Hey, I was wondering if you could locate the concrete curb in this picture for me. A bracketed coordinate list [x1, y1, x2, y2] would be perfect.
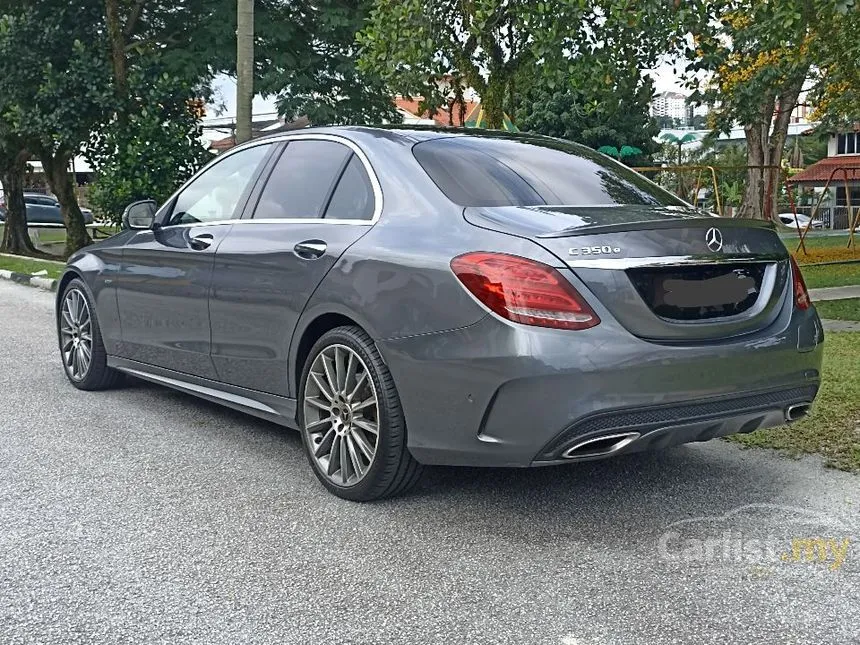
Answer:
[809, 285, 860, 301]
[0, 269, 58, 292]
[820, 319, 860, 333]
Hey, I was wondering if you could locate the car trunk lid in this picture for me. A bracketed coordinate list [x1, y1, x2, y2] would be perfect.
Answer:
[464, 205, 790, 341]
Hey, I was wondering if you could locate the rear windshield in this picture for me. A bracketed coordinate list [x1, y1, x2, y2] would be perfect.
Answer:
[412, 136, 687, 208]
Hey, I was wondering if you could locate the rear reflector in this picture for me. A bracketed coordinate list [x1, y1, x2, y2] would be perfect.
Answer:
[450, 252, 600, 330]
[789, 256, 811, 310]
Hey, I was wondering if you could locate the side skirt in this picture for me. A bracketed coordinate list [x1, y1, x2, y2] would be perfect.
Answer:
[107, 356, 299, 430]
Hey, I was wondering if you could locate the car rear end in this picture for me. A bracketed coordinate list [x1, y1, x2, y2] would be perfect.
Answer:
[383, 133, 823, 467]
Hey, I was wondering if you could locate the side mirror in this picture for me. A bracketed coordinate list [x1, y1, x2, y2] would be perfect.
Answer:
[122, 199, 157, 230]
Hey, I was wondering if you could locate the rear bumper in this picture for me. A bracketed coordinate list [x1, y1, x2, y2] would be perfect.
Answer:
[533, 385, 816, 464]
[378, 303, 823, 467]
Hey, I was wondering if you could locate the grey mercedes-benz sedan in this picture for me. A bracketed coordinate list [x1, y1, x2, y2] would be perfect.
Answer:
[56, 126, 823, 500]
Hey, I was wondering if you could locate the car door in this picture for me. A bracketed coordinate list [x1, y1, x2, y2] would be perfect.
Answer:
[25, 195, 61, 224]
[209, 136, 379, 396]
[114, 142, 275, 378]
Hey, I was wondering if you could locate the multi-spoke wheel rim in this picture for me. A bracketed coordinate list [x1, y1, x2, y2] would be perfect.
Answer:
[303, 344, 379, 487]
[60, 289, 93, 381]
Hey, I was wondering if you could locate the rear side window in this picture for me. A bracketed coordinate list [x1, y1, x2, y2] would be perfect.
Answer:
[324, 155, 375, 220]
[25, 195, 54, 206]
[254, 140, 352, 219]
[413, 137, 686, 208]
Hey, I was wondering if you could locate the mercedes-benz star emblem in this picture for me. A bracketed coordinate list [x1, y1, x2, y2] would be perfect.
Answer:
[705, 227, 723, 252]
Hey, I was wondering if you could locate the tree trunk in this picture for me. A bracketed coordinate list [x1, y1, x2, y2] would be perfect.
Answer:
[482, 75, 507, 129]
[104, 0, 128, 124]
[41, 151, 91, 256]
[737, 76, 805, 221]
[236, 0, 255, 144]
[738, 123, 767, 219]
[0, 150, 37, 256]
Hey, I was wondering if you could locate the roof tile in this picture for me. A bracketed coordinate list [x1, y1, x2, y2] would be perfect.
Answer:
[788, 155, 860, 184]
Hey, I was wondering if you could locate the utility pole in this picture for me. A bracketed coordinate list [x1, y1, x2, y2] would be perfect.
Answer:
[236, 0, 254, 144]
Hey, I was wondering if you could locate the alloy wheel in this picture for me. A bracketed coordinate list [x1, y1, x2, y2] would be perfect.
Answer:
[303, 344, 379, 487]
[59, 289, 93, 381]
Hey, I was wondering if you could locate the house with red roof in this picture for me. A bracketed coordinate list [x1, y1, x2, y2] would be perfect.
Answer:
[394, 96, 480, 127]
[788, 127, 860, 230]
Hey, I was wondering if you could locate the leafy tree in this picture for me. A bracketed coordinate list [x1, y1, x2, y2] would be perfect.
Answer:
[654, 115, 676, 130]
[168, 0, 399, 126]
[785, 133, 828, 169]
[683, 0, 860, 220]
[87, 69, 213, 222]
[516, 64, 660, 165]
[0, 131, 36, 255]
[358, 0, 687, 129]
[689, 114, 708, 129]
[253, 0, 399, 124]
[0, 0, 114, 255]
[86, 1, 222, 224]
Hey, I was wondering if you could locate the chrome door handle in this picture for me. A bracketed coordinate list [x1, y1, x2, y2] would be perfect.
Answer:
[189, 232, 214, 251]
[294, 240, 327, 259]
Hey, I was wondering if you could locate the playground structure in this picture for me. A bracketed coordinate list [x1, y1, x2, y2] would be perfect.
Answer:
[635, 163, 859, 256]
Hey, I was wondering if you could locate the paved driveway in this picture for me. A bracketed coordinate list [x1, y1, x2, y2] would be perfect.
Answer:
[1, 279, 857, 644]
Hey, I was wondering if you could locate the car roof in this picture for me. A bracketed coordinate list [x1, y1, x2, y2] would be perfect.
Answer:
[247, 124, 558, 147]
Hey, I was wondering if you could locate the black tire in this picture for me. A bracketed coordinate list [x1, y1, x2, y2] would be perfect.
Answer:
[57, 278, 122, 391]
[298, 325, 424, 501]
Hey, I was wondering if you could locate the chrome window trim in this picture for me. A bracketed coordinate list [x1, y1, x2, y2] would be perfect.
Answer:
[156, 133, 383, 230]
[564, 254, 785, 270]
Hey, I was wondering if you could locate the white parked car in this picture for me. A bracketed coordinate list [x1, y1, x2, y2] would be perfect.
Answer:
[777, 213, 823, 230]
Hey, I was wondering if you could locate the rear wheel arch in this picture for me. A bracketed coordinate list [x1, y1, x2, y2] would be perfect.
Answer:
[293, 312, 363, 397]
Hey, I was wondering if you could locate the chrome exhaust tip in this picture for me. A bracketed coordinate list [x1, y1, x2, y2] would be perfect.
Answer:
[785, 403, 811, 423]
[562, 431, 641, 460]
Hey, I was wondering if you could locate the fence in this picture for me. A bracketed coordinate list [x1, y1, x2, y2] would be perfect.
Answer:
[793, 206, 860, 230]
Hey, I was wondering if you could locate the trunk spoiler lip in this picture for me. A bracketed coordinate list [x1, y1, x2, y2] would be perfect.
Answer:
[538, 216, 777, 239]
[564, 253, 787, 270]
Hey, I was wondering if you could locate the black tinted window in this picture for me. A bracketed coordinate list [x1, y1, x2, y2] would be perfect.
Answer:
[254, 140, 351, 219]
[324, 156, 375, 220]
[413, 137, 686, 208]
[25, 195, 54, 206]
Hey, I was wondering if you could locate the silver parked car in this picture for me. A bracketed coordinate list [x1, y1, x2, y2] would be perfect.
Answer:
[56, 127, 823, 500]
[777, 212, 823, 230]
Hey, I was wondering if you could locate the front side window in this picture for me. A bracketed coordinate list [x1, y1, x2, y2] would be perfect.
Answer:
[413, 136, 688, 209]
[167, 144, 271, 226]
[253, 140, 353, 219]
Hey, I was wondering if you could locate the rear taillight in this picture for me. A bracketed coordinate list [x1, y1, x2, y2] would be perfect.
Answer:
[450, 252, 600, 330]
[789, 256, 810, 310]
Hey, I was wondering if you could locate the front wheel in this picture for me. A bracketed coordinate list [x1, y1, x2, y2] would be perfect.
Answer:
[298, 326, 423, 501]
[57, 278, 122, 390]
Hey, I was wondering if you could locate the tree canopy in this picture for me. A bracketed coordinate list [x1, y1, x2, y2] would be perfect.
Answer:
[683, 0, 860, 219]
[358, 0, 687, 129]
[516, 63, 660, 166]
[0, 0, 114, 254]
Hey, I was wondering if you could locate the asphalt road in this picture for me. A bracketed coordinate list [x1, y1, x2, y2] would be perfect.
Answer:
[1, 279, 858, 645]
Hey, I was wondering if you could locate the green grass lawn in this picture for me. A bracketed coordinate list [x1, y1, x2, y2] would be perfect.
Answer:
[0, 254, 66, 279]
[0, 224, 120, 257]
[780, 233, 857, 251]
[814, 298, 860, 321]
[0, 224, 67, 244]
[729, 332, 860, 472]
[800, 263, 860, 289]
